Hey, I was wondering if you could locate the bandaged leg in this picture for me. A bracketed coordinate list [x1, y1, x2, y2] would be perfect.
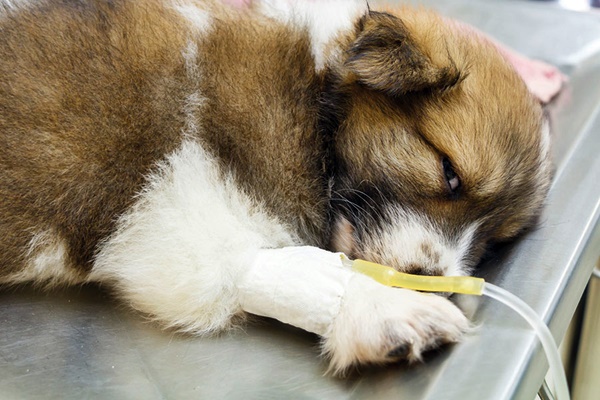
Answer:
[237, 246, 354, 336]
[237, 246, 470, 374]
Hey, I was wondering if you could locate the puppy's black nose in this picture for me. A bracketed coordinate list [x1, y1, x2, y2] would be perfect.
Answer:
[403, 264, 452, 297]
[403, 264, 444, 277]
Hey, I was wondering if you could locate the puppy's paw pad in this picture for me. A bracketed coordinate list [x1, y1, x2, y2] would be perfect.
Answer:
[386, 343, 411, 359]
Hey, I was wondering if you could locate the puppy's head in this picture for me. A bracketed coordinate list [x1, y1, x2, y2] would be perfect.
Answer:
[327, 9, 551, 277]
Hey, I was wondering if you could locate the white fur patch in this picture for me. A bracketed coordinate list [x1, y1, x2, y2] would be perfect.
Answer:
[174, 2, 212, 33]
[540, 117, 552, 159]
[0, 0, 32, 19]
[181, 41, 206, 138]
[181, 91, 205, 138]
[446, 221, 479, 277]
[535, 118, 552, 195]
[259, 0, 365, 71]
[182, 40, 201, 79]
[91, 140, 298, 334]
[361, 209, 479, 278]
[2, 231, 84, 286]
[1, 0, 30, 11]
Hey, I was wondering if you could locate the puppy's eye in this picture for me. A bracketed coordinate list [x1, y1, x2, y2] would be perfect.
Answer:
[442, 157, 460, 193]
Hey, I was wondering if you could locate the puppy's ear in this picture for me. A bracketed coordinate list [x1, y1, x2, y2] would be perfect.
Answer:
[345, 11, 462, 95]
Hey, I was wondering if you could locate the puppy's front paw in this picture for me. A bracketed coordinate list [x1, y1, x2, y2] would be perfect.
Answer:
[322, 274, 469, 375]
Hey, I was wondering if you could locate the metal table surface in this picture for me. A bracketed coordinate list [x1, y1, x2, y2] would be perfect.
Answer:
[1, 1, 599, 399]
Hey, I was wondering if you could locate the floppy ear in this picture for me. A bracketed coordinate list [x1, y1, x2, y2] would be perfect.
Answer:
[345, 11, 462, 96]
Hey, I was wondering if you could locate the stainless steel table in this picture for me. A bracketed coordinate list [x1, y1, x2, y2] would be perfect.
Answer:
[1, 1, 599, 399]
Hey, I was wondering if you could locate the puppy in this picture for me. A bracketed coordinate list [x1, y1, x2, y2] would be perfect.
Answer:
[0, 0, 551, 373]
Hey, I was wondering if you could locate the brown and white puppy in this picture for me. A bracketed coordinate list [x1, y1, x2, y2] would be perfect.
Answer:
[0, 0, 551, 373]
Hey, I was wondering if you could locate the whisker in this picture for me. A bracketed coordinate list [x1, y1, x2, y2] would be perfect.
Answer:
[331, 188, 387, 223]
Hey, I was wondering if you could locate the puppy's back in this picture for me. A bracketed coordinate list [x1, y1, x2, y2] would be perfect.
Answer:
[0, 0, 328, 283]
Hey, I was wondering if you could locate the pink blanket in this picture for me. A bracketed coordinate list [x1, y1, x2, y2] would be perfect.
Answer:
[222, 0, 565, 103]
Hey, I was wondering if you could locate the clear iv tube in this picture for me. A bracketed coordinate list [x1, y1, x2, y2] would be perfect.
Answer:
[482, 283, 570, 400]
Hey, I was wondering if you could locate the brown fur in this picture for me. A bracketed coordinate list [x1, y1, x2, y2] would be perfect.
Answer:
[0, 0, 549, 286]
[195, 7, 329, 246]
[0, 0, 192, 275]
[0, 0, 330, 279]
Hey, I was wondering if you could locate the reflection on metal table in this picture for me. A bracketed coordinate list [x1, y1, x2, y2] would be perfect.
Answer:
[1, 0, 599, 399]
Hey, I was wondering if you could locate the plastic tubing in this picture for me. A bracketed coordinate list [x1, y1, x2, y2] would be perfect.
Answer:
[482, 283, 569, 400]
[342, 257, 486, 295]
[343, 256, 570, 400]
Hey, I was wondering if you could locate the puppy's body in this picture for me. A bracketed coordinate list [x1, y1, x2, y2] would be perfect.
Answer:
[0, 0, 551, 372]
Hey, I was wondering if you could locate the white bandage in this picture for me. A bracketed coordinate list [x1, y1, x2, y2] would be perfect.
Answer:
[237, 246, 356, 337]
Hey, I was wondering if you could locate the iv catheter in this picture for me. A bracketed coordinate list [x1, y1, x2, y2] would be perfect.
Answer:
[341, 256, 570, 400]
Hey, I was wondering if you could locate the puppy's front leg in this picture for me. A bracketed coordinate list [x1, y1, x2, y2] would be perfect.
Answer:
[238, 246, 470, 374]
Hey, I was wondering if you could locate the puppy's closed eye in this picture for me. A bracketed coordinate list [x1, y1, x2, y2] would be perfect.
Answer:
[442, 157, 460, 195]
